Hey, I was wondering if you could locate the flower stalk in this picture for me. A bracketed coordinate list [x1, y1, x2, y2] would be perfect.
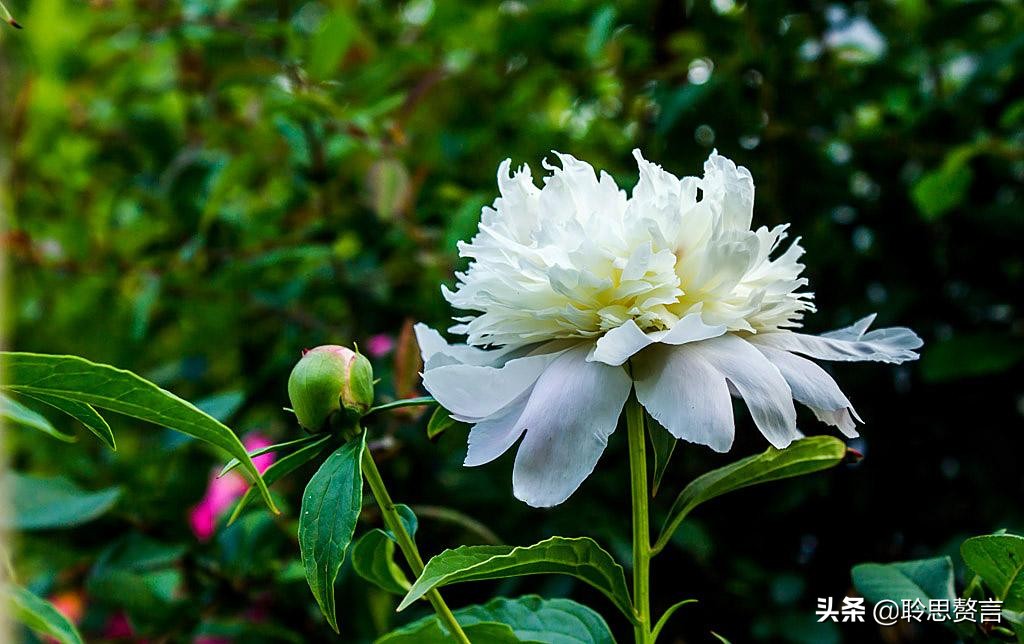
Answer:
[359, 440, 471, 644]
[626, 394, 653, 644]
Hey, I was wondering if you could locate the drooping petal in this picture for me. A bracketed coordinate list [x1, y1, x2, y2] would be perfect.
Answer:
[695, 335, 801, 448]
[747, 317, 922, 364]
[588, 313, 726, 366]
[511, 345, 632, 507]
[755, 345, 861, 438]
[421, 349, 565, 420]
[633, 344, 735, 452]
[463, 392, 531, 467]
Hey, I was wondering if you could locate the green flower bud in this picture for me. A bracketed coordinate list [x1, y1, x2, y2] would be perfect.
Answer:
[288, 345, 374, 431]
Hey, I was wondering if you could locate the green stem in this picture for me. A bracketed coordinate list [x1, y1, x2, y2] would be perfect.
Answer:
[626, 395, 653, 644]
[360, 446, 470, 644]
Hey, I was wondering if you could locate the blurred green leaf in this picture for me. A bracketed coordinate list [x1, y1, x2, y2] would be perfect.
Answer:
[0, 392, 75, 443]
[921, 334, 1024, 382]
[911, 152, 974, 221]
[2, 472, 121, 530]
[5, 584, 84, 644]
[656, 437, 846, 552]
[398, 536, 634, 623]
[308, 10, 356, 80]
[381, 595, 613, 643]
[1, 353, 276, 513]
[961, 534, 1024, 611]
[299, 435, 365, 633]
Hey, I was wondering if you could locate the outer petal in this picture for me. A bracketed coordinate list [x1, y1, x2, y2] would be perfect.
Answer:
[414, 323, 517, 369]
[463, 392, 531, 467]
[695, 335, 801, 448]
[748, 317, 922, 364]
[511, 345, 632, 507]
[421, 350, 565, 420]
[756, 345, 861, 438]
[633, 345, 735, 452]
[588, 313, 727, 366]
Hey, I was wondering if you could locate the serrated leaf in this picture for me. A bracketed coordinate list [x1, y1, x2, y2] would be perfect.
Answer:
[353, 529, 411, 594]
[647, 417, 676, 496]
[379, 595, 613, 644]
[5, 584, 84, 644]
[228, 433, 333, 523]
[0, 392, 75, 443]
[0, 352, 276, 513]
[961, 534, 1024, 611]
[18, 391, 115, 450]
[656, 436, 846, 551]
[851, 556, 955, 611]
[398, 536, 634, 623]
[299, 435, 365, 633]
[1, 472, 122, 530]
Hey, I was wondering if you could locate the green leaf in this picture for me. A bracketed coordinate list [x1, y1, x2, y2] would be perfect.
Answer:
[961, 534, 1024, 611]
[655, 436, 846, 552]
[851, 556, 955, 609]
[911, 153, 974, 221]
[18, 391, 116, 450]
[0, 352, 277, 513]
[308, 10, 356, 80]
[0, 392, 75, 443]
[218, 434, 323, 478]
[397, 536, 634, 623]
[647, 417, 676, 496]
[86, 535, 185, 624]
[379, 620, 525, 643]
[353, 503, 419, 593]
[652, 599, 697, 641]
[380, 595, 613, 644]
[5, 584, 84, 644]
[353, 529, 411, 594]
[227, 433, 333, 524]
[299, 435, 366, 633]
[426, 406, 465, 440]
[2, 472, 122, 530]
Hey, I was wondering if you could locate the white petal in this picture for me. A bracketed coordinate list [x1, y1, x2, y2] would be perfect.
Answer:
[659, 311, 728, 345]
[414, 323, 516, 369]
[748, 318, 923, 364]
[588, 313, 726, 366]
[463, 393, 531, 466]
[589, 320, 653, 366]
[421, 350, 564, 420]
[820, 314, 876, 341]
[695, 335, 800, 448]
[756, 345, 861, 438]
[633, 345, 735, 452]
[511, 345, 632, 507]
[702, 151, 754, 231]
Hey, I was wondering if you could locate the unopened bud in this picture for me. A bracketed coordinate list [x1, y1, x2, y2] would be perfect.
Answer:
[288, 345, 374, 431]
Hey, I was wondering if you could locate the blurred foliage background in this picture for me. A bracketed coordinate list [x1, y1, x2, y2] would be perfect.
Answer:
[2, 0, 1023, 641]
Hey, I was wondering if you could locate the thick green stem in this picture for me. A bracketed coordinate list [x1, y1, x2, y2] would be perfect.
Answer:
[360, 447, 470, 644]
[626, 395, 653, 644]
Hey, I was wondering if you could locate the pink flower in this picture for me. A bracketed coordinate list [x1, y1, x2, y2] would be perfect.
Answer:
[48, 590, 85, 625]
[189, 433, 277, 541]
[366, 334, 395, 358]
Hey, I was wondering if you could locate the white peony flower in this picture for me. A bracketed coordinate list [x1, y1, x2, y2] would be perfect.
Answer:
[417, 150, 922, 508]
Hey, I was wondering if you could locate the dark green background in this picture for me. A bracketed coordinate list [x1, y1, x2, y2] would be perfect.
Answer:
[3, 0, 1022, 641]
